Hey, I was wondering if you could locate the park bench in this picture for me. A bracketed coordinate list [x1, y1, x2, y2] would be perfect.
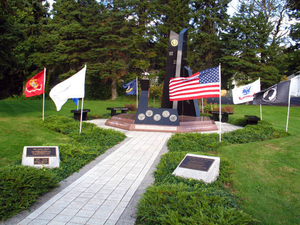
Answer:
[244, 115, 260, 125]
[71, 109, 90, 121]
[209, 111, 233, 123]
[107, 107, 129, 117]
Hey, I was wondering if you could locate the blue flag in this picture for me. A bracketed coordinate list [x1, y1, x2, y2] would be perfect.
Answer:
[123, 79, 137, 95]
[72, 98, 79, 106]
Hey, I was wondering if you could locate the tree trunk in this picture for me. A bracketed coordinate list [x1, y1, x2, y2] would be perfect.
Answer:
[111, 76, 117, 100]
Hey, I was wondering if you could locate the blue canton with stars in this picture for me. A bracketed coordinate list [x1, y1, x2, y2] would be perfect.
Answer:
[199, 67, 219, 84]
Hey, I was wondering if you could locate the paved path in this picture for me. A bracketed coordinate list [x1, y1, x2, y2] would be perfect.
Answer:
[3, 120, 242, 225]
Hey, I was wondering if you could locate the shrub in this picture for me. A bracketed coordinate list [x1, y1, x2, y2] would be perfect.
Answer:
[0, 115, 126, 221]
[124, 103, 137, 111]
[167, 121, 289, 154]
[0, 166, 59, 220]
[136, 183, 258, 225]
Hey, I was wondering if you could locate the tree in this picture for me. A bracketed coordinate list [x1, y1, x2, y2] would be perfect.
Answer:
[0, 0, 50, 98]
[220, 0, 290, 89]
[147, 0, 192, 80]
[188, 0, 230, 73]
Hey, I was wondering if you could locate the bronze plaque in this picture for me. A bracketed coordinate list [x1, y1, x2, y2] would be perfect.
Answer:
[34, 158, 49, 165]
[179, 156, 214, 172]
[26, 147, 56, 157]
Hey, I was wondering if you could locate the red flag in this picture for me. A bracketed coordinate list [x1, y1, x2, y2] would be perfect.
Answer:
[25, 70, 45, 97]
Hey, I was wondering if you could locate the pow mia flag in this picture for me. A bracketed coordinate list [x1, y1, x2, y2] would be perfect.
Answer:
[253, 80, 290, 106]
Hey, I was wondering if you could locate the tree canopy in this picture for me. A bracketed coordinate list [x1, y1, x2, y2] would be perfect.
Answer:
[0, 0, 299, 99]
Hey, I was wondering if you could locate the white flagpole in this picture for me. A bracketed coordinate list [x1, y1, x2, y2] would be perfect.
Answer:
[286, 80, 292, 132]
[79, 98, 84, 134]
[136, 77, 138, 107]
[42, 68, 46, 121]
[260, 104, 262, 120]
[219, 64, 222, 142]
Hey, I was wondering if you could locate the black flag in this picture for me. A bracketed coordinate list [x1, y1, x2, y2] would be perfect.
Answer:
[253, 80, 290, 106]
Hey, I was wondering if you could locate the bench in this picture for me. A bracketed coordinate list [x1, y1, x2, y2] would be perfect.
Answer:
[209, 111, 233, 123]
[107, 107, 129, 117]
[71, 109, 90, 121]
[244, 115, 260, 125]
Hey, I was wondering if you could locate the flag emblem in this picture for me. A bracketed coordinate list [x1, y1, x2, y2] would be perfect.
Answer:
[28, 79, 41, 90]
[123, 79, 137, 95]
[25, 70, 45, 97]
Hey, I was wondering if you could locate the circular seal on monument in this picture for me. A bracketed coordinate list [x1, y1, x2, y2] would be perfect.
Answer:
[169, 115, 177, 122]
[162, 110, 170, 118]
[138, 113, 145, 121]
[171, 39, 178, 47]
[153, 114, 161, 121]
[146, 110, 153, 117]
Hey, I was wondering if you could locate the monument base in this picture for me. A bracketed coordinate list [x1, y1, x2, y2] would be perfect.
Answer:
[105, 113, 218, 133]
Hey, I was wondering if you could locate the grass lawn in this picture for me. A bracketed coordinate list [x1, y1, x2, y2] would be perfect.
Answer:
[0, 98, 135, 167]
[0, 99, 299, 224]
[218, 104, 300, 224]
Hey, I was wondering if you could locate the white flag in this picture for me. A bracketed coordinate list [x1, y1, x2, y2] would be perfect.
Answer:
[232, 78, 260, 104]
[290, 75, 300, 97]
[50, 65, 86, 111]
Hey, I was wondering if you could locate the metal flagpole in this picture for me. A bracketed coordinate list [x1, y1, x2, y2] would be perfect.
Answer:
[219, 64, 222, 142]
[260, 104, 262, 120]
[79, 98, 84, 134]
[286, 79, 292, 132]
[136, 77, 138, 107]
[42, 68, 46, 121]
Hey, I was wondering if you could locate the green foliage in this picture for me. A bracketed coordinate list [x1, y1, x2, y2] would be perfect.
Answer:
[38, 115, 126, 180]
[154, 152, 234, 188]
[0, 114, 125, 220]
[136, 183, 258, 225]
[167, 132, 224, 153]
[167, 121, 289, 154]
[0, 165, 59, 220]
[137, 120, 289, 224]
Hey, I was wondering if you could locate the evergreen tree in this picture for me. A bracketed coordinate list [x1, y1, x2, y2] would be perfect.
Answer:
[188, 0, 230, 74]
[0, 0, 50, 98]
[220, 0, 289, 89]
[147, 0, 191, 80]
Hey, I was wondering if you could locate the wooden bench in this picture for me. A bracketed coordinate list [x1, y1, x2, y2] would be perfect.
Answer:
[71, 109, 90, 121]
[209, 111, 233, 123]
[244, 115, 260, 125]
[107, 107, 129, 117]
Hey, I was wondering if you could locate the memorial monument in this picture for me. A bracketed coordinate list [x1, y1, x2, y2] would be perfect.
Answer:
[105, 29, 218, 133]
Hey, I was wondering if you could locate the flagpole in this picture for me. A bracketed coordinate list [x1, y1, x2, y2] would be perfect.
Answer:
[42, 68, 46, 121]
[136, 77, 138, 107]
[219, 64, 222, 142]
[260, 104, 262, 120]
[286, 79, 292, 132]
[79, 98, 84, 134]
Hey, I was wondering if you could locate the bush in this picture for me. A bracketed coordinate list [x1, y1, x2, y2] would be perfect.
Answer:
[38, 115, 126, 181]
[136, 120, 288, 224]
[167, 121, 289, 154]
[0, 166, 59, 220]
[0, 115, 126, 221]
[136, 183, 258, 225]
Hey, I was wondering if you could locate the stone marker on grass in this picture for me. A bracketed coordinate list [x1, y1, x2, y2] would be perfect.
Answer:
[22, 146, 60, 168]
[172, 153, 220, 184]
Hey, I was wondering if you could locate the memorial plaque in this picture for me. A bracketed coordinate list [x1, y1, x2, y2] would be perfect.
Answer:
[22, 146, 60, 168]
[172, 154, 220, 184]
[26, 147, 56, 157]
[34, 158, 49, 165]
[179, 156, 214, 172]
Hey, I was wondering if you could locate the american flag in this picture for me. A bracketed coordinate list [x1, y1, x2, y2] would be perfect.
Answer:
[169, 67, 220, 101]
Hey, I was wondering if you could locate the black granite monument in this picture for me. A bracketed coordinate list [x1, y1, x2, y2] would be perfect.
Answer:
[161, 29, 200, 117]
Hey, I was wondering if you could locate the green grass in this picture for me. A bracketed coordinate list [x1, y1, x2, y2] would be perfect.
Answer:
[0, 99, 299, 224]
[219, 105, 300, 225]
[0, 98, 134, 167]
